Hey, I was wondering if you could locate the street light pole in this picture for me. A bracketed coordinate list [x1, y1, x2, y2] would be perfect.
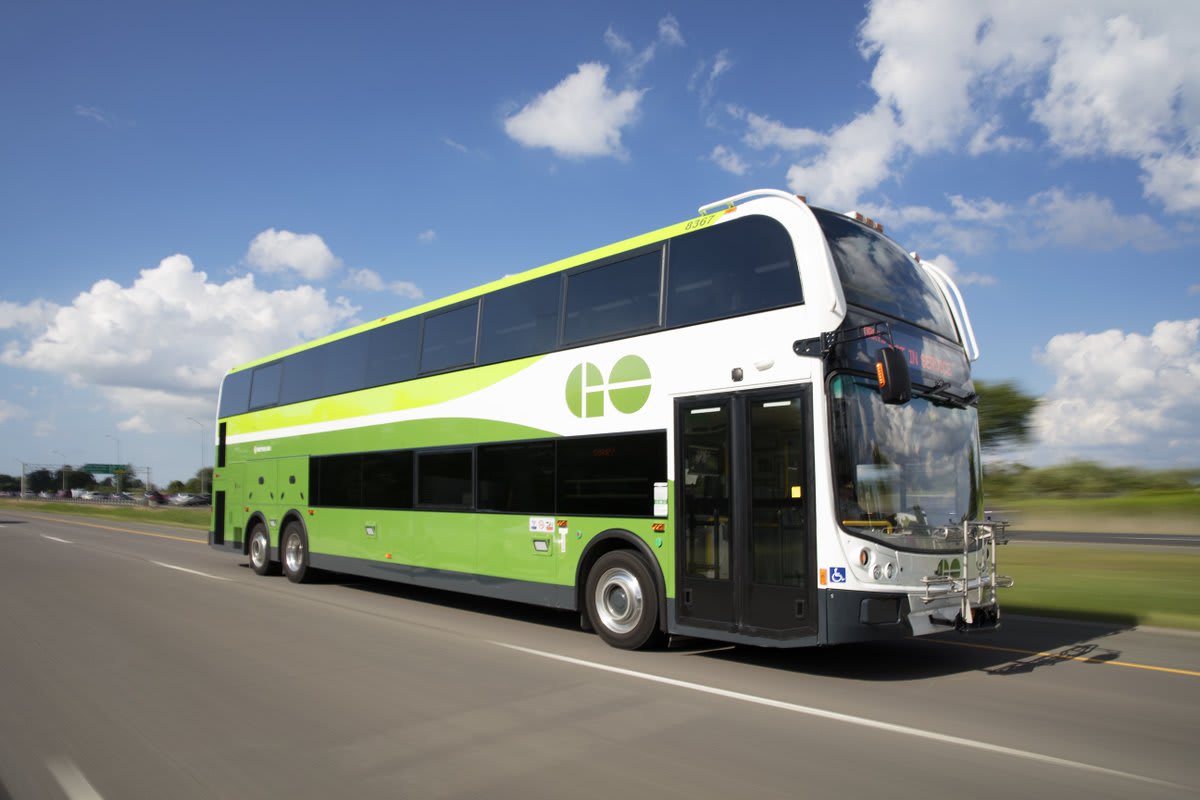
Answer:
[106, 434, 120, 491]
[186, 417, 205, 495]
[53, 449, 67, 494]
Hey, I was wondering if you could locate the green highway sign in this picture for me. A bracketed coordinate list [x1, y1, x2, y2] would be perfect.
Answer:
[81, 463, 126, 474]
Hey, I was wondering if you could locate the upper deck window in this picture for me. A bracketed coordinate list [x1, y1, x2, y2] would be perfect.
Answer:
[667, 215, 802, 327]
[218, 370, 252, 418]
[814, 208, 958, 342]
[478, 274, 561, 365]
[420, 302, 479, 374]
[563, 249, 663, 344]
[248, 362, 282, 410]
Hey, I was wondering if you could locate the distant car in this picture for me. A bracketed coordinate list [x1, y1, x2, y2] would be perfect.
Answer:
[183, 494, 211, 506]
[144, 491, 167, 504]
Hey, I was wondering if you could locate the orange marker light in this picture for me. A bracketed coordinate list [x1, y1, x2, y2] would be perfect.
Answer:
[876, 362, 887, 387]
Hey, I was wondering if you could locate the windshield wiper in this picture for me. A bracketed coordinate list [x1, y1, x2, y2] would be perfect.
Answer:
[920, 381, 977, 409]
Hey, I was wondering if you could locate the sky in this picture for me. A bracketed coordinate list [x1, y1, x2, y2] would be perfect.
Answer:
[1, 0, 1198, 486]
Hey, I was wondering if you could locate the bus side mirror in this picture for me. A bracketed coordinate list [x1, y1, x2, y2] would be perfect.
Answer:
[875, 346, 911, 404]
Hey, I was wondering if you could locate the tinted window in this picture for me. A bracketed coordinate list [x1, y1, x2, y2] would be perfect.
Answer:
[557, 432, 666, 516]
[362, 450, 414, 509]
[324, 335, 369, 396]
[218, 370, 252, 418]
[478, 276, 561, 364]
[248, 362, 283, 410]
[279, 346, 324, 406]
[477, 442, 555, 512]
[417, 450, 473, 507]
[814, 208, 957, 341]
[421, 303, 478, 373]
[366, 317, 419, 387]
[563, 250, 662, 344]
[667, 215, 802, 327]
[312, 453, 363, 507]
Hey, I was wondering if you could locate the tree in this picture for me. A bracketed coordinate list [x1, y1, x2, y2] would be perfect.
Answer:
[975, 380, 1039, 451]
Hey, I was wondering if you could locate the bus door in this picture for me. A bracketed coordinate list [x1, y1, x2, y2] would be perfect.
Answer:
[676, 388, 815, 637]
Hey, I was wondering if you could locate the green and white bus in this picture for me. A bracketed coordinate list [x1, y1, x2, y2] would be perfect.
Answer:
[209, 188, 1009, 649]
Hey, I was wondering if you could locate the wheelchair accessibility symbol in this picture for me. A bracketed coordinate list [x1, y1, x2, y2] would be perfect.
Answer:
[829, 567, 847, 584]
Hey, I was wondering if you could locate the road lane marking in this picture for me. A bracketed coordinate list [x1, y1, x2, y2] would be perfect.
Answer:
[492, 641, 1184, 789]
[923, 638, 1200, 678]
[29, 515, 205, 545]
[41, 535, 74, 544]
[152, 561, 230, 581]
[46, 756, 105, 800]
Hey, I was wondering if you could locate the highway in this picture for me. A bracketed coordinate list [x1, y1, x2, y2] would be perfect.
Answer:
[1, 511, 1197, 799]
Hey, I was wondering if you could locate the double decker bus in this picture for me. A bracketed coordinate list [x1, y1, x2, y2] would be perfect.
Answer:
[209, 188, 1010, 649]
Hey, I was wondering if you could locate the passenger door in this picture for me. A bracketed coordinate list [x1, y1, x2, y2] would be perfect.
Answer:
[676, 388, 815, 636]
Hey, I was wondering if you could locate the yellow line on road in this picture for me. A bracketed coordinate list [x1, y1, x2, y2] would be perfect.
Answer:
[33, 515, 206, 545]
[925, 637, 1200, 678]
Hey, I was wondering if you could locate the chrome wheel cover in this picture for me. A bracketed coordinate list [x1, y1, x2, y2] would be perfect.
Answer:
[594, 567, 644, 635]
[284, 532, 304, 574]
[249, 530, 268, 569]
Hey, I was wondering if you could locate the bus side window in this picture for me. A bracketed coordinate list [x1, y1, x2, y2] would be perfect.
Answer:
[667, 215, 802, 328]
[248, 362, 283, 410]
[420, 302, 479, 374]
[478, 276, 561, 365]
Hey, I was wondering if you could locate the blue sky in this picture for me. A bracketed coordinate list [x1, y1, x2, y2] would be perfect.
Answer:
[2, 0, 1198, 485]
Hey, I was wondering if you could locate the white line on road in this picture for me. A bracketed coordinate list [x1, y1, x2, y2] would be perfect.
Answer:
[152, 561, 230, 581]
[492, 641, 1185, 789]
[46, 756, 104, 800]
[41, 535, 74, 544]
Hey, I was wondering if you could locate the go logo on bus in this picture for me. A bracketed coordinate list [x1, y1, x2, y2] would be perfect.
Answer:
[565, 355, 652, 418]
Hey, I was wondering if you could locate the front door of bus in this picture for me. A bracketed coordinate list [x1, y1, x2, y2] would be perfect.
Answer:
[676, 388, 815, 636]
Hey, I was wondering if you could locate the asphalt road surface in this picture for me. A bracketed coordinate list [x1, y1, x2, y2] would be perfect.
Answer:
[2, 511, 1197, 799]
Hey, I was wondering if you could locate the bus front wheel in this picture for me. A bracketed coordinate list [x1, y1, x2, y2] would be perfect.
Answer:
[281, 522, 312, 584]
[586, 550, 663, 650]
[248, 523, 277, 576]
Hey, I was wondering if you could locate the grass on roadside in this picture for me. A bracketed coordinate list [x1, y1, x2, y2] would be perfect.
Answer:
[998, 542, 1200, 631]
[986, 490, 1199, 534]
[0, 498, 210, 529]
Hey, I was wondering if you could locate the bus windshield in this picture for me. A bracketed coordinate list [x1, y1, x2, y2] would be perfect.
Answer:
[830, 374, 982, 552]
[814, 208, 959, 342]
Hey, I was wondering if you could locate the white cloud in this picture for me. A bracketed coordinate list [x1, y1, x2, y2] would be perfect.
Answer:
[0, 298, 60, 331]
[1033, 319, 1200, 465]
[1189, 284, 1200, 296]
[693, 50, 732, 111]
[504, 63, 644, 159]
[417, 229, 436, 243]
[245, 228, 343, 281]
[658, 15, 685, 48]
[732, 107, 825, 152]
[342, 268, 423, 300]
[605, 16, 684, 80]
[923, 254, 995, 287]
[443, 137, 468, 153]
[709, 145, 748, 176]
[1025, 189, 1172, 251]
[724, 1, 1200, 213]
[785, 104, 901, 209]
[0, 398, 27, 424]
[968, 117, 1030, 155]
[1, 254, 358, 429]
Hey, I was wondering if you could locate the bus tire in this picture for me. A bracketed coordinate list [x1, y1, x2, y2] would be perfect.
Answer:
[280, 521, 312, 584]
[586, 550, 664, 650]
[248, 523, 277, 576]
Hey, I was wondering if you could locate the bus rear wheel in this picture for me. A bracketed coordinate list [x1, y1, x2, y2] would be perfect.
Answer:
[281, 522, 312, 584]
[248, 523, 277, 576]
[586, 550, 664, 650]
